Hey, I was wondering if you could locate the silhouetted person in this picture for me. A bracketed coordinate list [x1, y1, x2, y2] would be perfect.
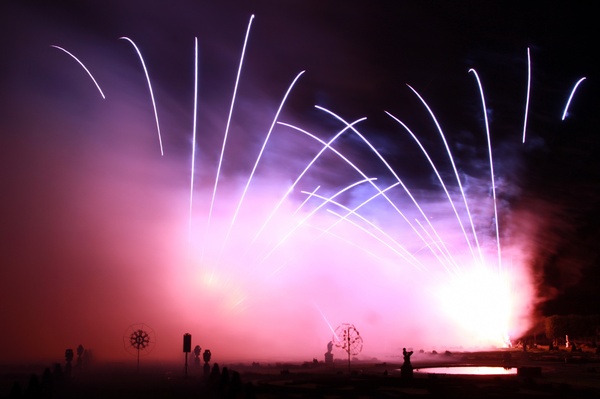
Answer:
[401, 347, 413, 379]
[76, 344, 85, 370]
[64, 349, 74, 378]
[203, 349, 211, 363]
[193, 345, 201, 367]
[209, 363, 221, 388]
[65, 349, 73, 363]
[402, 348, 413, 365]
[203, 349, 212, 379]
[219, 366, 230, 391]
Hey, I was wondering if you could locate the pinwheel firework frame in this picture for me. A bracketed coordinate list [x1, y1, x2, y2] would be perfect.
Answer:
[123, 323, 155, 371]
[333, 323, 363, 370]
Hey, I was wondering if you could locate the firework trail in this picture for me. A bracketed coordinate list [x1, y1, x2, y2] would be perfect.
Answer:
[293, 186, 321, 216]
[189, 37, 199, 240]
[313, 303, 341, 343]
[385, 111, 468, 262]
[562, 77, 587, 120]
[221, 70, 305, 248]
[406, 85, 484, 265]
[318, 181, 401, 238]
[50, 45, 106, 99]
[206, 14, 255, 236]
[119, 37, 164, 156]
[279, 121, 449, 271]
[260, 178, 375, 265]
[315, 106, 457, 270]
[305, 191, 424, 270]
[469, 68, 501, 269]
[522, 47, 531, 143]
[248, 118, 365, 247]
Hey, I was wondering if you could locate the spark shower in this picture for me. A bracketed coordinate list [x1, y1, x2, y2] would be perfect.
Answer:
[39, 13, 586, 362]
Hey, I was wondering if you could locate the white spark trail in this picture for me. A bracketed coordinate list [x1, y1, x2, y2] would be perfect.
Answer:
[522, 47, 531, 143]
[469, 68, 501, 269]
[305, 193, 424, 270]
[561, 77, 586, 120]
[319, 182, 401, 237]
[405, 85, 484, 265]
[262, 178, 375, 265]
[188, 37, 199, 241]
[314, 304, 341, 342]
[278, 121, 450, 271]
[249, 118, 365, 246]
[119, 37, 164, 156]
[315, 106, 458, 271]
[50, 45, 106, 99]
[306, 223, 383, 261]
[206, 14, 255, 234]
[385, 111, 463, 268]
[293, 186, 320, 216]
[222, 70, 305, 247]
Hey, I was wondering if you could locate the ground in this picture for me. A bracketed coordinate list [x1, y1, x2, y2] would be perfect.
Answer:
[2, 347, 600, 398]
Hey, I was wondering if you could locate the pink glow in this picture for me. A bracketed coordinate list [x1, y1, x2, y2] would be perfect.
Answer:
[2, 22, 545, 367]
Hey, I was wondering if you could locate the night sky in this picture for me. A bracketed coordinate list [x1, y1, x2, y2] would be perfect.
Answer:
[1, 1, 598, 365]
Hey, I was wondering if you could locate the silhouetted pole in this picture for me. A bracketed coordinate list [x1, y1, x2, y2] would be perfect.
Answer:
[183, 333, 192, 378]
[346, 328, 351, 372]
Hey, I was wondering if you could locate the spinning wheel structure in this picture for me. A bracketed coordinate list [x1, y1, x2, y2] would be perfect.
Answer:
[123, 323, 155, 372]
[333, 323, 363, 370]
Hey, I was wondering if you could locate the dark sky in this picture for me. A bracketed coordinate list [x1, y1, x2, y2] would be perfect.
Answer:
[0, 1, 598, 364]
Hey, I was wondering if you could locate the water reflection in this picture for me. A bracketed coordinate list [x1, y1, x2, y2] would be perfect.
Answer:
[415, 366, 516, 375]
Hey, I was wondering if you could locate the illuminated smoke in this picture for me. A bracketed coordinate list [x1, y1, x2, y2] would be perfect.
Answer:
[2, 5, 592, 364]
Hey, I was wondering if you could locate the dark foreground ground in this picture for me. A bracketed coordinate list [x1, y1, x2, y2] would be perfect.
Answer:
[2, 347, 600, 398]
